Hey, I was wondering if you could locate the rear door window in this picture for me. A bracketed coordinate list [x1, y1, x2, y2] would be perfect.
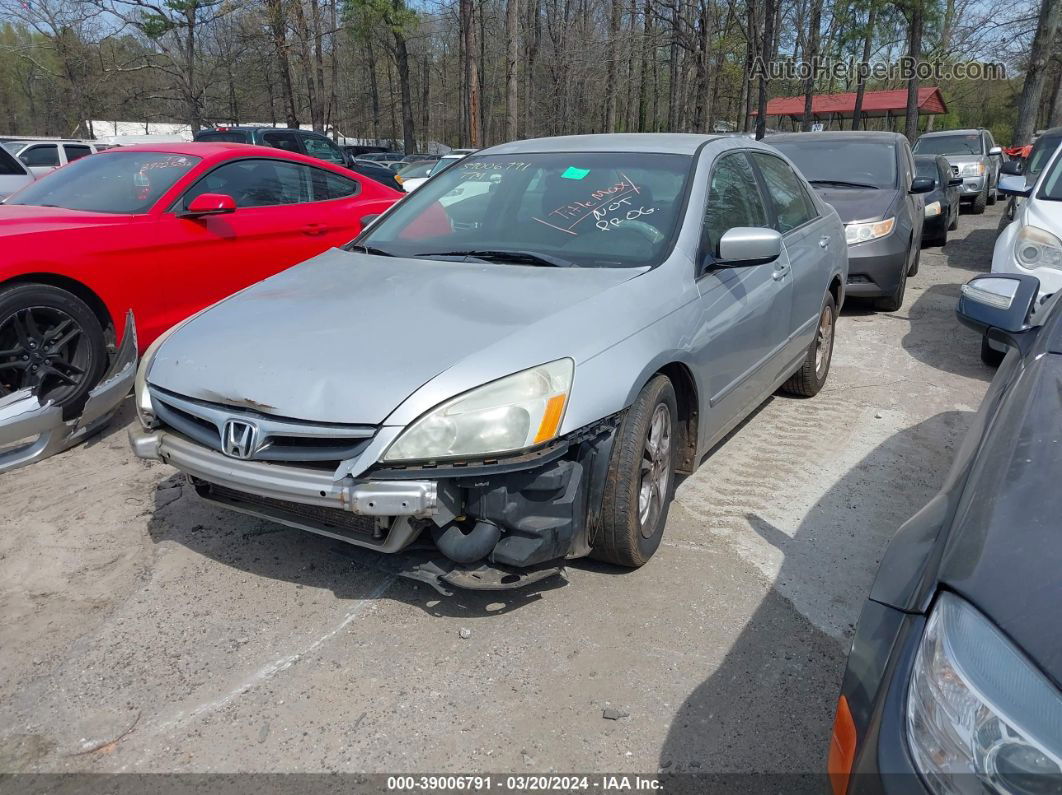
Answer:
[64, 144, 92, 163]
[262, 131, 302, 154]
[311, 169, 360, 200]
[750, 153, 818, 233]
[21, 145, 60, 167]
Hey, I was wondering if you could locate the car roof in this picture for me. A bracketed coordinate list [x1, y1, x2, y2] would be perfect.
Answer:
[767, 131, 906, 144]
[95, 142, 341, 169]
[918, 128, 983, 138]
[484, 133, 720, 155]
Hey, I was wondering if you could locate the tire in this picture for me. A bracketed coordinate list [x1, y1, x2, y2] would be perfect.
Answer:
[971, 184, 987, 214]
[781, 291, 836, 398]
[987, 178, 997, 206]
[908, 243, 921, 276]
[948, 203, 959, 231]
[593, 376, 678, 568]
[875, 242, 911, 311]
[0, 284, 107, 415]
[980, 335, 1005, 367]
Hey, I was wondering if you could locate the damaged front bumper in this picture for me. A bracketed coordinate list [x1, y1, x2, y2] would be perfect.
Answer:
[0, 311, 137, 474]
[129, 415, 618, 593]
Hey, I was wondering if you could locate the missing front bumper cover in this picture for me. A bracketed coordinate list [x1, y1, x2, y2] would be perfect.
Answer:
[0, 310, 137, 474]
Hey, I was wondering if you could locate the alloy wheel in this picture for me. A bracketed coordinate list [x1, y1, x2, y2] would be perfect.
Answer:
[638, 403, 672, 537]
[815, 305, 834, 378]
[0, 306, 91, 403]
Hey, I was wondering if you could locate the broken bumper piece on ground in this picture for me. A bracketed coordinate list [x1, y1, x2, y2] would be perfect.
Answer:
[0, 311, 137, 474]
[129, 416, 617, 592]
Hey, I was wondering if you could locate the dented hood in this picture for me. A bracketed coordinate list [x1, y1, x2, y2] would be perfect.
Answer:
[147, 249, 643, 424]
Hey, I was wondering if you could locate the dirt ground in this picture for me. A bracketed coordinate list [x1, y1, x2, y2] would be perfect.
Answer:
[0, 204, 1003, 777]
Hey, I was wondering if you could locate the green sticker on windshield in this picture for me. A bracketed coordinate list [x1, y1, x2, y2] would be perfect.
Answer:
[561, 166, 590, 180]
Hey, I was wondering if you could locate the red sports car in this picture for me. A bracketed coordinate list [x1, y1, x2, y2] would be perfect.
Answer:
[0, 142, 401, 470]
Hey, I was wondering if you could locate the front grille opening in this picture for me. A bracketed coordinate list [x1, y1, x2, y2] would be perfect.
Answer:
[193, 479, 381, 540]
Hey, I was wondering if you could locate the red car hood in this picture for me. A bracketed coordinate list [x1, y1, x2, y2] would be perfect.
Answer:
[0, 204, 133, 235]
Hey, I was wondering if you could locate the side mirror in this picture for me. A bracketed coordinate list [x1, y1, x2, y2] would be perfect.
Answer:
[956, 274, 1040, 355]
[989, 146, 1003, 156]
[1000, 160, 1023, 176]
[182, 193, 236, 218]
[997, 175, 1032, 198]
[910, 176, 934, 194]
[948, 176, 964, 187]
[711, 227, 782, 269]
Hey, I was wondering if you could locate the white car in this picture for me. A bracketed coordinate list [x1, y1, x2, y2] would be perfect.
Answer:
[0, 139, 98, 178]
[401, 151, 479, 193]
[0, 146, 34, 200]
[987, 140, 1062, 363]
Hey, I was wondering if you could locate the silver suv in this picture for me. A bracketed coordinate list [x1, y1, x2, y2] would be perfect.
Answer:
[913, 128, 1002, 214]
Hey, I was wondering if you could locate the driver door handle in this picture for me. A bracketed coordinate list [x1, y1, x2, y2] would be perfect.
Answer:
[772, 262, 791, 281]
[302, 223, 326, 237]
[819, 236, 831, 248]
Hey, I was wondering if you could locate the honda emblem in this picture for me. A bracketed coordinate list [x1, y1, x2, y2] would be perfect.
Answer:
[223, 419, 258, 459]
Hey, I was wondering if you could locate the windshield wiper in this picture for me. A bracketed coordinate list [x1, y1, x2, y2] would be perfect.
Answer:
[347, 243, 394, 256]
[413, 249, 573, 267]
[808, 179, 880, 190]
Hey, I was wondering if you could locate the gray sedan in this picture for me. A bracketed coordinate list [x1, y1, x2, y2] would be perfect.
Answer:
[130, 134, 847, 592]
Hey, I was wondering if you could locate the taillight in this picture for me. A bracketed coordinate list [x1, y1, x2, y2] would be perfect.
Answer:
[828, 694, 857, 795]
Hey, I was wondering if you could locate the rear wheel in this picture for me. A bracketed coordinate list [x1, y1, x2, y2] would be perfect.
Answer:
[0, 284, 107, 414]
[781, 292, 836, 397]
[593, 376, 677, 567]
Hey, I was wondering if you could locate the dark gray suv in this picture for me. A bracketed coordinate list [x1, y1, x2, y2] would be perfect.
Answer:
[193, 126, 350, 168]
[913, 128, 1003, 214]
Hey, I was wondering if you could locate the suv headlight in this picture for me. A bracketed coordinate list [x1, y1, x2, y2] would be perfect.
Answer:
[845, 217, 895, 245]
[382, 359, 574, 462]
[907, 592, 1062, 795]
[1014, 225, 1062, 271]
[924, 201, 942, 218]
[961, 163, 986, 177]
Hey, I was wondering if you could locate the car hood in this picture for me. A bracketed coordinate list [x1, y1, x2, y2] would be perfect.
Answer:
[1025, 196, 1062, 233]
[147, 249, 647, 425]
[938, 352, 1062, 688]
[0, 204, 132, 234]
[810, 187, 898, 225]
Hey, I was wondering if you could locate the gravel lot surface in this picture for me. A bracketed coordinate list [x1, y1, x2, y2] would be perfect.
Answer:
[0, 204, 1003, 776]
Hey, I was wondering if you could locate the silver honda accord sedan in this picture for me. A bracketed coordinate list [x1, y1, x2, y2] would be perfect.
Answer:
[130, 133, 847, 592]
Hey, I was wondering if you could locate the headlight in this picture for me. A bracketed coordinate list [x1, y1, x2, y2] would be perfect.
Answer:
[961, 163, 986, 177]
[907, 592, 1062, 795]
[382, 359, 573, 462]
[134, 326, 181, 428]
[845, 217, 895, 245]
[924, 201, 942, 218]
[1014, 225, 1062, 271]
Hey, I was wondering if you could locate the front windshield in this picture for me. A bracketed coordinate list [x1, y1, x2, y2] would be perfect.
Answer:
[1037, 147, 1062, 201]
[352, 151, 693, 268]
[770, 139, 897, 189]
[914, 134, 983, 156]
[6, 151, 200, 213]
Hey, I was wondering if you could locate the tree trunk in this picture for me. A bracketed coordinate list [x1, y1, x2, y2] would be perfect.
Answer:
[1013, 0, 1061, 144]
[267, 0, 300, 127]
[392, 0, 415, 153]
[309, 0, 326, 131]
[506, 0, 519, 139]
[638, 0, 653, 131]
[755, 0, 774, 139]
[801, 0, 823, 130]
[524, 0, 541, 136]
[851, 2, 876, 130]
[292, 0, 321, 130]
[461, 0, 480, 146]
[366, 34, 381, 139]
[604, 0, 622, 130]
[903, 0, 923, 142]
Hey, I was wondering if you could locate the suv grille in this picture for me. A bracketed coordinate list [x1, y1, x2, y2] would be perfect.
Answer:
[151, 386, 375, 465]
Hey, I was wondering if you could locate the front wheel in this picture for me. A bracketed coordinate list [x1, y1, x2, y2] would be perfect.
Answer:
[781, 291, 836, 397]
[987, 179, 997, 206]
[593, 376, 678, 567]
[0, 284, 107, 414]
[970, 185, 987, 214]
[980, 335, 1005, 367]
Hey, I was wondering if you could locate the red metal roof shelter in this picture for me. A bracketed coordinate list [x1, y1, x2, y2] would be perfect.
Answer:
[755, 87, 948, 126]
